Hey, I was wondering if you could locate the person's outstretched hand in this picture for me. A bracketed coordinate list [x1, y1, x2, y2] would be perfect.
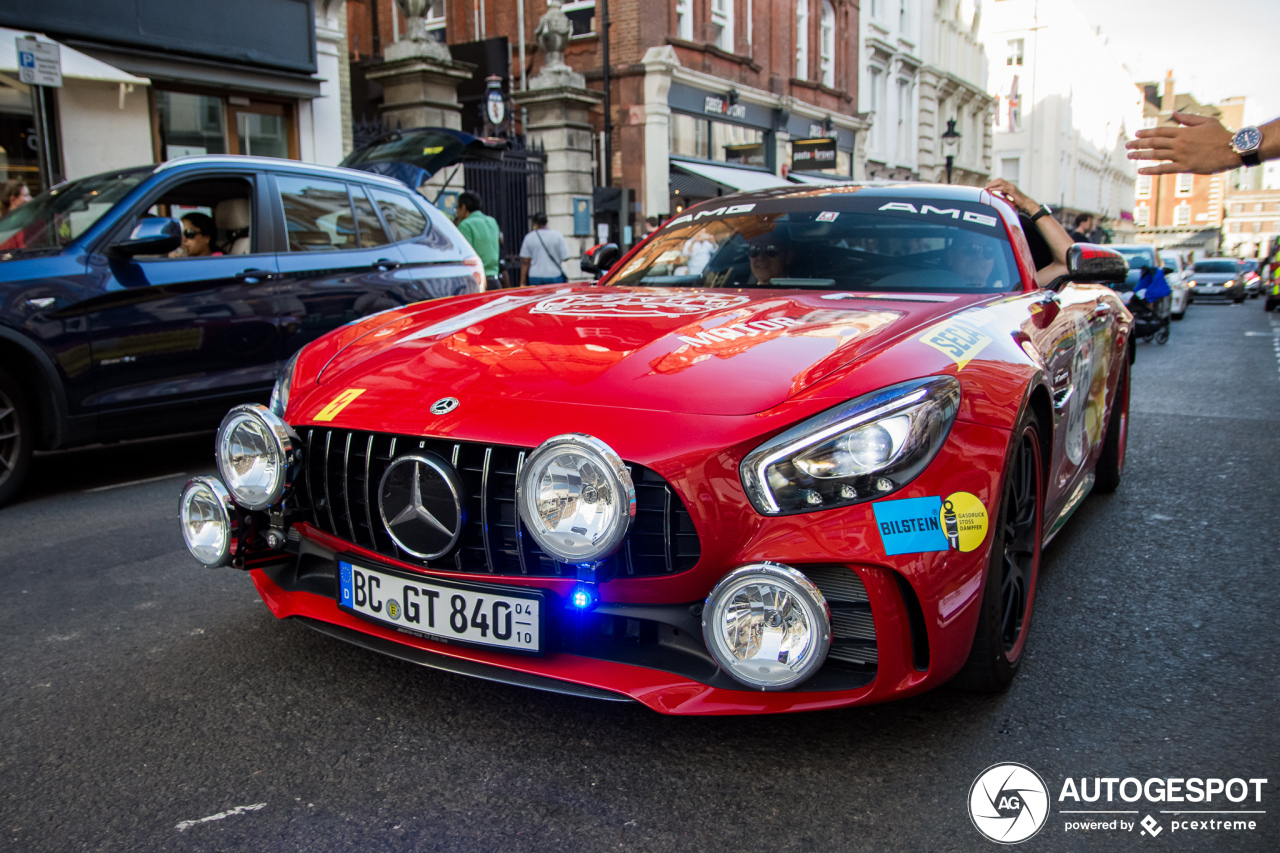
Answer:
[1126, 112, 1240, 175]
[984, 178, 1038, 215]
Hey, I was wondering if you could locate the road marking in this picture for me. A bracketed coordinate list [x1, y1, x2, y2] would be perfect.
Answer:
[175, 802, 266, 832]
[85, 472, 187, 493]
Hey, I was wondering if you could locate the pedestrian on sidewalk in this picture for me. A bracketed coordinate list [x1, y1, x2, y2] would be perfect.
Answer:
[454, 191, 503, 290]
[519, 212, 569, 287]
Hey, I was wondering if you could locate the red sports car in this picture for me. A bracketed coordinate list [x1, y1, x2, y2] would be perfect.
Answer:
[179, 184, 1132, 715]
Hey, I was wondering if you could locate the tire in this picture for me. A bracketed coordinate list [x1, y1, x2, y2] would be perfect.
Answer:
[0, 369, 34, 507]
[1155, 325, 1170, 345]
[952, 408, 1044, 692]
[1094, 356, 1129, 493]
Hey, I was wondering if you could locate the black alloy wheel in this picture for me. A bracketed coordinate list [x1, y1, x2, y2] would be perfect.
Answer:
[0, 369, 34, 507]
[953, 410, 1043, 692]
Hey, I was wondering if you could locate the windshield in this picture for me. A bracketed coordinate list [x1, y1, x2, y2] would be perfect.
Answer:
[0, 168, 151, 252]
[1111, 246, 1156, 270]
[610, 196, 1021, 293]
[1241, 260, 1259, 272]
[1193, 260, 1239, 274]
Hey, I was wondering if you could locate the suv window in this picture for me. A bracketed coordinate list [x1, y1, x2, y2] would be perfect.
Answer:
[139, 176, 254, 258]
[350, 186, 390, 247]
[277, 175, 357, 252]
[369, 188, 428, 243]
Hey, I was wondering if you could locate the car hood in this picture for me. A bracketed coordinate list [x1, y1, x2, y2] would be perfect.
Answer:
[313, 286, 981, 416]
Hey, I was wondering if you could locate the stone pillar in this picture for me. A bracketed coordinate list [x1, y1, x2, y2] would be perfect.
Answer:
[366, 55, 476, 132]
[640, 46, 677, 219]
[512, 85, 602, 280]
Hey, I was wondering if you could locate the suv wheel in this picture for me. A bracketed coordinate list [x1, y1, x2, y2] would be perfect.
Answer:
[0, 369, 33, 507]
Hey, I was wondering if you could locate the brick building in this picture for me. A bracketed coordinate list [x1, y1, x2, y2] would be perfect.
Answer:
[348, 0, 870, 229]
[1221, 189, 1280, 259]
[1133, 74, 1234, 257]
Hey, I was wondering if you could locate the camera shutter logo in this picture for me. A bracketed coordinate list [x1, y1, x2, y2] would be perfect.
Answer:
[969, 763, 1050, 844]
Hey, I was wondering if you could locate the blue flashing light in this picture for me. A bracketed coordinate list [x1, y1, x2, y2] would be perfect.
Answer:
[570, 585, 596, 610]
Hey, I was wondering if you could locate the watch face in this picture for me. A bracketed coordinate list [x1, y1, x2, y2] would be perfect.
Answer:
[1235, 126, 1263, 152]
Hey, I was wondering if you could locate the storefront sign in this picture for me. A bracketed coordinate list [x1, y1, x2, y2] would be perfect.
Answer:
[15, 38, 62, 88]
[792, 137, 838, 171]
[703, 95, 747, 120]
[724, 143, 766, 168]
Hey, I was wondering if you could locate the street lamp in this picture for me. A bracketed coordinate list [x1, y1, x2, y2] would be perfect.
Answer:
[941, 118, 961, 184]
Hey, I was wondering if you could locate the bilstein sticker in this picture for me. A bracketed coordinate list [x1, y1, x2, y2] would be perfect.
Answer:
[874, 492, 989, 555]
[920, 319, 992, 369]
[940, 491, 988, 552]
[315, 388, 365, 422]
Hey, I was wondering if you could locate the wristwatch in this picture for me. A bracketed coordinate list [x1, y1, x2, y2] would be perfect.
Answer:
[1028, 204, 1052, 223]
[1231, 126, 1263, 167]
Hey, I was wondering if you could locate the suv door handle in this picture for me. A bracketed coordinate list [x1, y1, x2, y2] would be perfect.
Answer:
[236, 268, 274, 283]
[372, 258, 401, 271]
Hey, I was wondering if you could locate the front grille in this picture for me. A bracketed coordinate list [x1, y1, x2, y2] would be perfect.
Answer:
[805, 565, 877, 666]
[297, 427, 701, 579]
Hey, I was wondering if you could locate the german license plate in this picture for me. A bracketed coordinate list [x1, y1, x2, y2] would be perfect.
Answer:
[1200, 286, 1222, 294]
[338, 560, 543, 654]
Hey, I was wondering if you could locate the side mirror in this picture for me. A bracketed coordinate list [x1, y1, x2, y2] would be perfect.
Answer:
[580, 242, 620, 280]
[1046, 243, 1129, 291]
[112, 217, 182, 257]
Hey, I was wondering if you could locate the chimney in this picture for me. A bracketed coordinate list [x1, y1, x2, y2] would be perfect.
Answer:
[1162, 70, 1176, 113]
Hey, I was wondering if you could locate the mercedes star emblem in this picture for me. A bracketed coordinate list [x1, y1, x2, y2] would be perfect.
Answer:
[377, 453, 464, 560]
[430, 397, 459, 415]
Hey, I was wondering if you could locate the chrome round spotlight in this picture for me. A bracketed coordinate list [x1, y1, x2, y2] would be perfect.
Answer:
[702, 563, 832, 690]
[179, 477, 236, 567]
[216, 404, 298, 510]
[517, 434, 635, 564]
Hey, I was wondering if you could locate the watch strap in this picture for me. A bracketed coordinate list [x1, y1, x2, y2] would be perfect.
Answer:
[1029, 204, 1051, 223]
[1240, 150, 1261, 168]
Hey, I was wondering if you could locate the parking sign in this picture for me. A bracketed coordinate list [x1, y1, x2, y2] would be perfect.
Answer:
[15, 38, 62, 88]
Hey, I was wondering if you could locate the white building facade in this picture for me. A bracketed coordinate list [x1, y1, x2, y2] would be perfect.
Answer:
[980, 0, 1140, 233]
[859, 0, 924, 180]
[917, 0, 993, 186]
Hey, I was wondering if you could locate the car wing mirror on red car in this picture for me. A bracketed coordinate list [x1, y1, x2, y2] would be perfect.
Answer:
[1047, 243, 1129, 292]
[580, 242, 620, 280]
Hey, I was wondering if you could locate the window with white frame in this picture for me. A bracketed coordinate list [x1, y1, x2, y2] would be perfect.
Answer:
[1006, 38, 1023, 66]
[820, 1, 835, 88]
[1135, 203, 1149, 226]
[1000, 156, 1021, 184]
[712, 0, 734, 51]
[1174, 202, 1191, 225]
[1175, 173, 1193, 196]
[425, 0, 445, 41]
[1136, 175, 1151, 199]
[869, 66, 884, 152]
[899, 0, 907, 34]
[562, 0, 596, 36]
[795, 0, 809, 81]
[896, 78, 912, 162]
[675, 0, 693, 40]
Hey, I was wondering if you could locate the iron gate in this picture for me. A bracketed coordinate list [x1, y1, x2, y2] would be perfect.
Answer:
[464, 144, 546, 286]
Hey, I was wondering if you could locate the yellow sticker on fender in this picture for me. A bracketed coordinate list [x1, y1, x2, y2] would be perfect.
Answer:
[315, 388, 365, 422]
[940, 491, 989, 552]
[920, 320, 992, 369]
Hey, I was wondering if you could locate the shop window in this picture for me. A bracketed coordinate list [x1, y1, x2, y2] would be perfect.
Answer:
[711, 122, 763, 164]
[156, 91, 227, 159]
[563, 0, 596, 36]
[0, 85, 40, 191]
[278, 175, 358, 252]
[670, 113, 709, 159]
[820, 1, 835, 88]
[369, 188, 429, 242]
[796, 0, 809, 82]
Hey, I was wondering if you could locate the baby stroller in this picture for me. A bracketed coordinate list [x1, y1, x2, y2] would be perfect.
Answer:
[1119, 265, 1171, 345]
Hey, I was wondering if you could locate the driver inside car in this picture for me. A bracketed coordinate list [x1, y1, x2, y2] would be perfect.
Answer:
[945, 231, 998, 287]
[747, 230, 794, 286]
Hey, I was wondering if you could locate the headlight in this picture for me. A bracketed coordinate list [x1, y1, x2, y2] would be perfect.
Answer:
[216, 404, 298, 510]
[741, 376, 961, 515]
[268, 351, 301, 418]
[702, 563, 832, 690]
[517, 434, 635, 564]
[179, 477, 236, 566]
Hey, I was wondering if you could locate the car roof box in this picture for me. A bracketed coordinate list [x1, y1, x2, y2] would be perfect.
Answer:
[340, 128, 508, 189]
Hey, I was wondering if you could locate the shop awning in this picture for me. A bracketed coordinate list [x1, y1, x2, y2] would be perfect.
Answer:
[789, 171, 847, 185]
[0, 28, 148, 85]
[670, 158, 792, 192]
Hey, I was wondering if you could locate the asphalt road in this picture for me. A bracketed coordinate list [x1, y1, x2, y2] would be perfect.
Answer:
[2, 298, 1277, 852]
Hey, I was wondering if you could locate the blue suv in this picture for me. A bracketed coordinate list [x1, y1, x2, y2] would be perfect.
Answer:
[0, 130, 498, 505]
